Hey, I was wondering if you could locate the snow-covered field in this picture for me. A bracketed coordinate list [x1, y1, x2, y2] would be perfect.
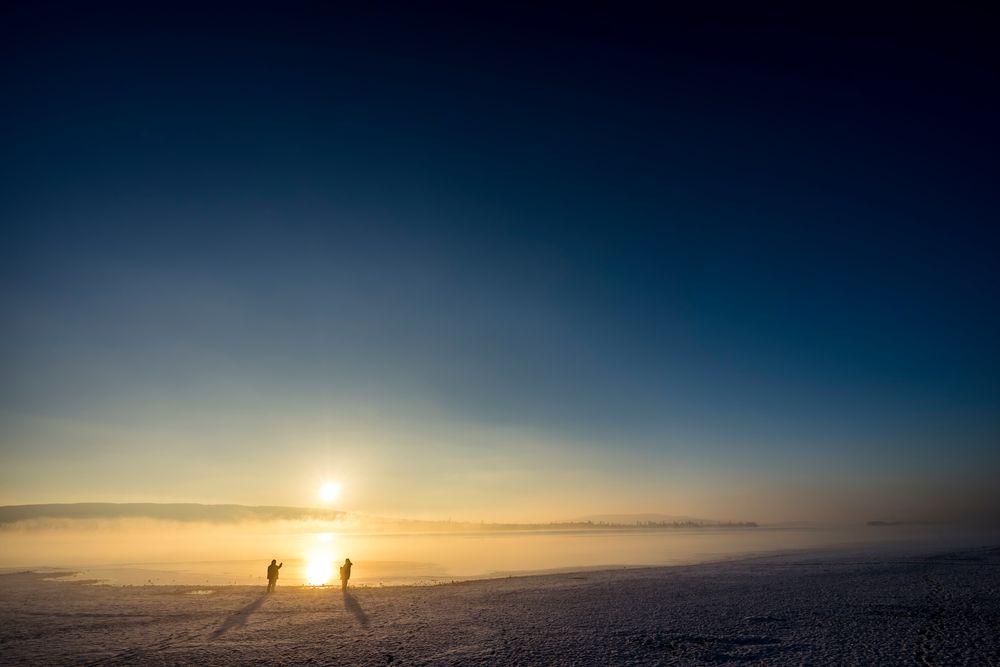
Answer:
[2, 544, 999, 666]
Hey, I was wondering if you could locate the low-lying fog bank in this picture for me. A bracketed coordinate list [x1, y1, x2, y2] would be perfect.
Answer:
[2, 511, 997, 587]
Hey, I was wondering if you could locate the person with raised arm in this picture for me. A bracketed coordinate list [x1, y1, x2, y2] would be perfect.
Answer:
[266, 559, 282, 593]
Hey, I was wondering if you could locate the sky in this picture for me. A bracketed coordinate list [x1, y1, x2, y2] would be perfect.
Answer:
[1, 4, 998, 523]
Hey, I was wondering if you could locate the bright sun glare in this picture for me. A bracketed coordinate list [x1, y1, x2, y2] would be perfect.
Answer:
[305, 556, 333, 586]
[319, 482, 341, 503]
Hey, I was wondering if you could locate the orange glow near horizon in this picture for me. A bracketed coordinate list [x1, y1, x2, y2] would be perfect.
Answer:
[303, 530, 336, 585]
[304, 553, 333, 586]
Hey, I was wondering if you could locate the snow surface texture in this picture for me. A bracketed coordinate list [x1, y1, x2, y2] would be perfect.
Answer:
[2, 546, 999, 665]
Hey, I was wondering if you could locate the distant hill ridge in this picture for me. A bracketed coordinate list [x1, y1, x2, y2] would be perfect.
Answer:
[0, 502, 345, 524]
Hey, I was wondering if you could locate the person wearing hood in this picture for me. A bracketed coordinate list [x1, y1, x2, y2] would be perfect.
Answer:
[339, 558, 352, 591]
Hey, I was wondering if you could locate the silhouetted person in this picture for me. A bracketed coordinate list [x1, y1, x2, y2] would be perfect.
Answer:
[340, 558, 352, 591]
[266, 559, 282, 593]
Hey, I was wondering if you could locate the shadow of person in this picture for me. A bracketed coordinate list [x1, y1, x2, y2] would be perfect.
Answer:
[211, 593, 268, 639]
[343, 590, 369, 628]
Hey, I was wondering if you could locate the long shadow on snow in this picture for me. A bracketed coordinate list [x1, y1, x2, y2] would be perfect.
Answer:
[212, 593, 268, 638]
[343, 590, 369, 628]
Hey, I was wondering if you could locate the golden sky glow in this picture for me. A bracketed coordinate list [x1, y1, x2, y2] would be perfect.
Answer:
[1, 408, 997, 524]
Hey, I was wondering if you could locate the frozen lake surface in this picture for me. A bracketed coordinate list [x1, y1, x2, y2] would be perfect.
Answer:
[2, 542, 998, 665]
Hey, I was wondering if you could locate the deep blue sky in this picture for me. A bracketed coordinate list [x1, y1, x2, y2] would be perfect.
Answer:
[1, 4, 998, 521]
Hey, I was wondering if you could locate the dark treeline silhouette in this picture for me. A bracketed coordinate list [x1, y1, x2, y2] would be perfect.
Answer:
[0, 503, 758, 531]
[620, 520, 758, 528]
[867, 520, 944, 527]
[475, 520, 758, 530]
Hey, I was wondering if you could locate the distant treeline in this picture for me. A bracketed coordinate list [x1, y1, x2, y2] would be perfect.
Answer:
[866, 520, 942, 527]
[470, 520, 758, 531]
[0, 503, 757, 531]
[608, 520, 757, 528]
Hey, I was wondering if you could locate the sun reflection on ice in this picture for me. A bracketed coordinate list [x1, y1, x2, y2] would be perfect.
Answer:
[303, 532, 337, 585]
[305, 552, 333, 586]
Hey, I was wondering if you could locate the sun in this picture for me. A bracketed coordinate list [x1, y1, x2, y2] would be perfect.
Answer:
[319, 481, 342, 503]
